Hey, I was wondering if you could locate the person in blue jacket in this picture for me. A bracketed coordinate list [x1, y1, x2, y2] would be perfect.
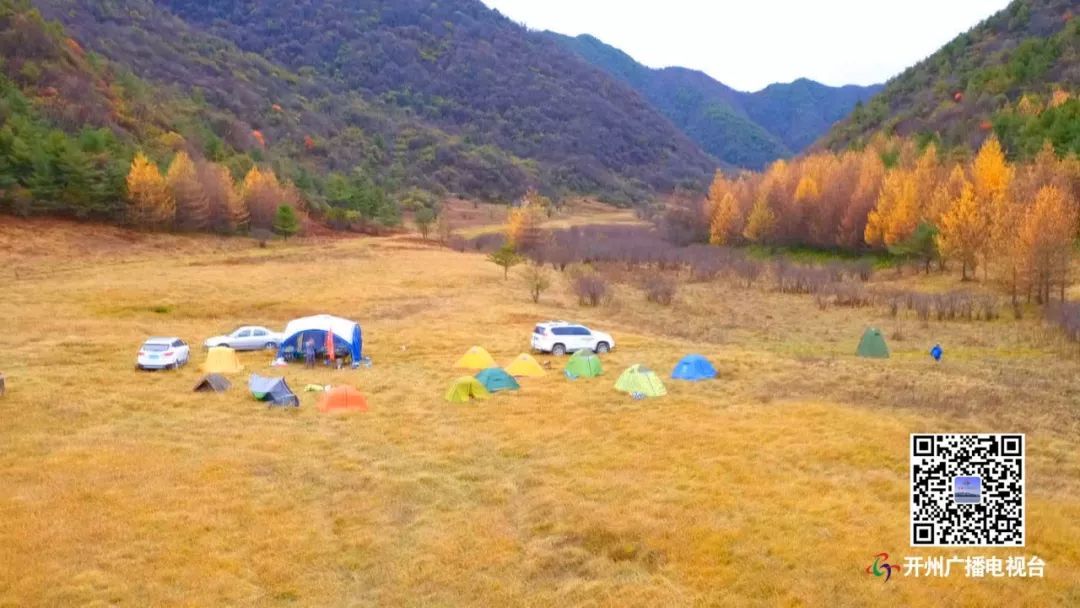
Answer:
[930, 344, 943, 362]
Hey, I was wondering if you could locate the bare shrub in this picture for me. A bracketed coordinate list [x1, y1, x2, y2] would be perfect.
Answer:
[572, 273, 611, 307]
[642, 274, 677, 305]
[733, 258, 763, 288]
[522, 265, 552, 303]
[468, 232, 506, 253]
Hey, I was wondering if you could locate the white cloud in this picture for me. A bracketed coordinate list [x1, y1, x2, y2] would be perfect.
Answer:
[482, 0, 1012, 91]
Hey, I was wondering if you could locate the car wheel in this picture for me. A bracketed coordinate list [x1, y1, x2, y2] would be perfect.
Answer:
[595, 342, 610, 354]
[265, 342, 278, 350]
[551, 343, 567, 356]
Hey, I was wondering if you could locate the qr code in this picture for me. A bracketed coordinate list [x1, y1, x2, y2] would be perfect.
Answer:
[910, 434, 1025, 546]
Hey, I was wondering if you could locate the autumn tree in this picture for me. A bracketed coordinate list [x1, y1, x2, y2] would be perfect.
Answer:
[972, 135, 1014, 277]
[709, 192, 741, 245]
[937, 181, 986, 281]
[242, 166, 294, 229]
[742, 197, 776, 244]
[506, 196, 545, 252]
[125, 152, 174, 230]
[198, 161, 247, 233]
[166, 151, 209, 231]
[865, 169, 919, 247]
[1016, 186, 1076, 303]
[837, 147, 885, 249]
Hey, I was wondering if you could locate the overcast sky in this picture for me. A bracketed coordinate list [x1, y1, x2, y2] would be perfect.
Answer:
[481, 0, 1012, 91]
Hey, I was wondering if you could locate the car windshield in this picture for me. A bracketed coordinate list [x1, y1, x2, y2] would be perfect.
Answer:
[143, 343, 169, 352]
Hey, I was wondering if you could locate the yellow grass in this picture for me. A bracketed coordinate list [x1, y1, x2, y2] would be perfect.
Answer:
[447, 198, 644, 238]
[1, 220, 1078, 606]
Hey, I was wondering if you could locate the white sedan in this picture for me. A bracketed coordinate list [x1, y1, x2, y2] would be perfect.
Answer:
[203, 326, 282, 351]
[137, 337, 190, 370]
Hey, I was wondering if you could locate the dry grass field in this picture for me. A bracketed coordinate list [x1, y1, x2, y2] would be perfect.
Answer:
[1, 216, 1079, 606]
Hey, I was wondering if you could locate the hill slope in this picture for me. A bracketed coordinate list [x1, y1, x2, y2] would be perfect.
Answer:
[823, 0, 1079, 157]
[18, 0, 722, 208]
[550, 33, 881, 169]
[41, 0, 716, 203]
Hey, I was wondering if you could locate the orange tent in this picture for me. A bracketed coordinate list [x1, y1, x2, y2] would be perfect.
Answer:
[318, 386, 368, 412]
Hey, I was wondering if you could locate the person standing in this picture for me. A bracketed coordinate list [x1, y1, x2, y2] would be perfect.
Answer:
[304, 338, 316, 369]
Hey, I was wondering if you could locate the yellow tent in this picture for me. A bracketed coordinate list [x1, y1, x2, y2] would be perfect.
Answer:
[505, 353, 546, 378]
[445, 376, 490, 403]
[455, 346, 497, 370]
[201, 346, 244, 374]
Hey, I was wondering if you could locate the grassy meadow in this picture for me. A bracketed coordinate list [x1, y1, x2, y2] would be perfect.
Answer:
[1, 213, 1079, 607]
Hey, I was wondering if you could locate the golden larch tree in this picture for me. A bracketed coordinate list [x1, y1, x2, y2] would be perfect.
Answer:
[972, 135, 1013, 204]
[1016, 186, 1076, 303]
[709, 192, 741, 245]
[199, 161, 248, 232]
[742, 196, 776, 244]
[505, 202, 545, 252]
[167, 151, 210, 231]
[242, 166, 287, 229]
[937, 180, 986, 281]
[125, 152, 174, 230]
[866, 169, 919, 247]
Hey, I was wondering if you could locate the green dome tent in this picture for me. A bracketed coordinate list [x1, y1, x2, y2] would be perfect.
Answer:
[614, 364, 667, 397]
[564, 350, 603, 379]
[857, 327, 890, 358]
[475, 368, 520, 393]
[445, 376, 490, 403]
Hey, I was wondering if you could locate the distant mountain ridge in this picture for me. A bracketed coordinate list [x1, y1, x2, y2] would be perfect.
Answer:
[549, 32, 882, 169]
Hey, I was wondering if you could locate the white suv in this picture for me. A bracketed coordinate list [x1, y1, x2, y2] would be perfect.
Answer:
[532, 321, 614, 356]
[137, 337, 190, 370]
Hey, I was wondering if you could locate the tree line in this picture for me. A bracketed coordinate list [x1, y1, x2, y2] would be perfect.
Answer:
[705, 135, 1080, 303]
[125, 151, 305, 236]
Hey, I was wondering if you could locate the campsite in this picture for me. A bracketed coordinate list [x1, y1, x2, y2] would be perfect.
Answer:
[2, 210, 1079, 606]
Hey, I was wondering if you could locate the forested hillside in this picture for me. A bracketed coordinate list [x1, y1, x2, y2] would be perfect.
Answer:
[550, 33, 880, 169]
[49, 0, 714, 203]
[824, 0, 1079, 158]
[0, 0, 400, 227]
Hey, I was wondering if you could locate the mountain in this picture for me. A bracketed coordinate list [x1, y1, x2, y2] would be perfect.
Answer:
[549, 33, 881, 170]
[13, 0, 723, 212]
[740, 79, 885, 152]
[39, 0, 720, 204]
[823, 0, 1079, 158]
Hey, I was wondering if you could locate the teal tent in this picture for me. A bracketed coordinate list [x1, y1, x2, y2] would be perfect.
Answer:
[248, 374, 299, 407]
[475, 368, 520, 393]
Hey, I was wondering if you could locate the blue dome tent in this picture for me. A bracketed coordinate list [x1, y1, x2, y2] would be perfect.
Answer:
[671, 354, 718, 381]
[278, 314, 363, 365]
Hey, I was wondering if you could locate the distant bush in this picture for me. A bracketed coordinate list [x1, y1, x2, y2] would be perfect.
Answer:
[572, 273, 610, 307]
[522, 265, 552, 303]
[879, 289, 1000, 323]
[642, 274, 677, 305]
[1046, 302, 1080, 349]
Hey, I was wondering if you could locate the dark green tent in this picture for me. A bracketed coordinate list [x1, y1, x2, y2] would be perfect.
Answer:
[475, 368, 520, 393]
[857, 328, 890, 358]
